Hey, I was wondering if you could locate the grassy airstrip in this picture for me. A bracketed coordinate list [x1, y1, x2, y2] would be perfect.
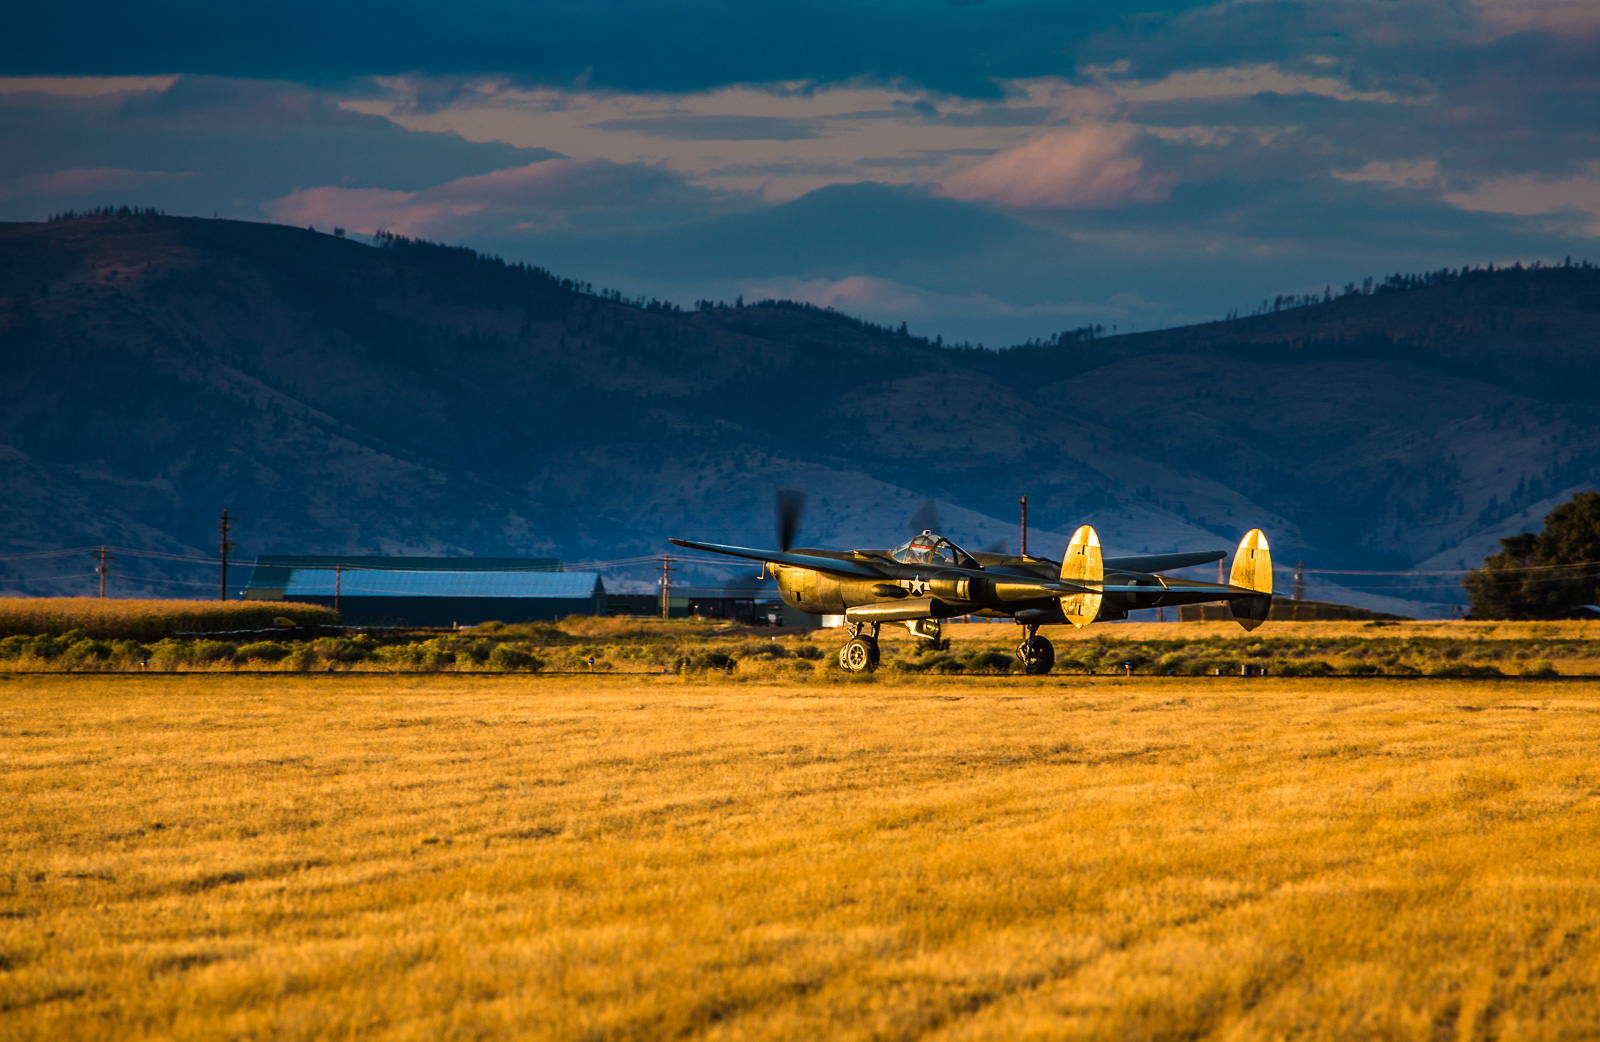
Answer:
[5, 666, 1600, 1040]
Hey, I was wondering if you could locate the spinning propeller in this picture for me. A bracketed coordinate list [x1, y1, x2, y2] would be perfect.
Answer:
[776, 488, 807, 552]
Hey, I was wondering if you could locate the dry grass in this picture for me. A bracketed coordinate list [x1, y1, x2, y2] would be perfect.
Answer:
[5, 673, 1600, 1040]
[0, 598, 339, 641]
[942, 618, 1600, 642]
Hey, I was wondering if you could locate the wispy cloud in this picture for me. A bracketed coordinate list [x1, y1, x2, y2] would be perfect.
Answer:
[266, 157, 731, 236]
[0, 166, 192, 200]
[586, 114, 823, 141]
[940, 124, 1175, 209]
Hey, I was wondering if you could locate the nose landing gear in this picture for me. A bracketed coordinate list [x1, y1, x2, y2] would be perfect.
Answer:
[839, 621, 881, 673]
[1016, 624, 1055, 675]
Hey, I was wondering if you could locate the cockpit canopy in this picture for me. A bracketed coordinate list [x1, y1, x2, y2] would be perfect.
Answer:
[888, 531, 977, 568]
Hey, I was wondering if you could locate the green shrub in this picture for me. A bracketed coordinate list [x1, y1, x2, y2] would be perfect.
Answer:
[679, 651, 735, 673]
[149, 638, 191, 668]
[1429, 662, 1503, 677]
[59, 639, 112, 667]
[238, 641, 290, 664]
[374, 642, 453, 670]
[312, 637, 370, 664]
[793, 644, 825, 661]
[965, 650, 1015, 673]
[192, 641, 238, 665]
[487, 645, 542, 671]
[286, 645, 319, 671]
[0, 634, 36, 660]
[1520, 660, 1558, 677]
[1276, 659, 1332, 677]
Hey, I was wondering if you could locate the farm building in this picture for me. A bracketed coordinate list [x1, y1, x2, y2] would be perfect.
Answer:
[242, 556, 604, 627]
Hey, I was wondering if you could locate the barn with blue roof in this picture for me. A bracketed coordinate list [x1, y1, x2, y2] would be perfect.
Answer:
[243, 556, 604, 627]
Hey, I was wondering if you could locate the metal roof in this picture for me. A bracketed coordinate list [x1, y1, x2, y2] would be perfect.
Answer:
[281, 569, 602, 599]
[253, 555, 561, 571]
[247, 555, 560, 591]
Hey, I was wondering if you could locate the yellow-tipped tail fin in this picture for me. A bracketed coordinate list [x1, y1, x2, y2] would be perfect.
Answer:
[1059, 524, 1103, 628]
[1228, 528, 1273, 630]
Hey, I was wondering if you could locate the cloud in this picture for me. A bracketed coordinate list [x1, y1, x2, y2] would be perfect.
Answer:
[0, 76, 177, 98]
[1333, 159, 1443, 190]
[0, 1, 1210, 98]
[940, 124, 1175, 209]
[3, 166, 192, 199]
[266, 158, 730, 237]
[1472, 0, 1600, 40]
[586, 115, 823, 140]
[1444, 163, 1600, 235]
[0, 76, 560, 221]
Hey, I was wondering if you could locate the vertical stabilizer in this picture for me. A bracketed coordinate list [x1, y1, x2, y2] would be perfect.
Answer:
[1228, 529, 1273, 630]
[1059, 525, 1104, 628]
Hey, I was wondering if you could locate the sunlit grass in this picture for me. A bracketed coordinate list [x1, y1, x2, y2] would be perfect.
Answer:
[4, 673, 1600, 1039]
[0, 597, 336, 641]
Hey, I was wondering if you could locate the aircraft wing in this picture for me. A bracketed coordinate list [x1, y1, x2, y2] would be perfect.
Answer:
[668, 539, 890, 579]
[1103, 550, 1226, 573]
[1020, 579, 1259, 597]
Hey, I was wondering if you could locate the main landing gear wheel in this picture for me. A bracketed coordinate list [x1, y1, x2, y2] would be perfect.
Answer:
[840, 636, 880, 673]
[1017, 635, 1055, 675]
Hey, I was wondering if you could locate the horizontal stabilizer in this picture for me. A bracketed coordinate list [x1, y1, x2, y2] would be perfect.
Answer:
[666, 539, 887, 579]
[1104, 550, 1226, 574]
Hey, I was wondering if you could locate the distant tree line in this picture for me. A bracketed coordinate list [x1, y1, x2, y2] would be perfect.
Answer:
[48, 205, 167, 221]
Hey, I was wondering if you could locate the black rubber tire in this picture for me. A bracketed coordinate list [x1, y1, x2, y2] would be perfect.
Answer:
[1017, 635, 1055, 675]
[840, 636, 880, 673]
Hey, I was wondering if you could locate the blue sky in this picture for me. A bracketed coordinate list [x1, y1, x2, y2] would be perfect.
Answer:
[3, 0, 1597, 343]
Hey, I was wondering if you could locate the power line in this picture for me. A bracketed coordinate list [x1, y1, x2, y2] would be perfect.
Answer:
[118, 575, 225, 589]
[0, 546, 102, 560]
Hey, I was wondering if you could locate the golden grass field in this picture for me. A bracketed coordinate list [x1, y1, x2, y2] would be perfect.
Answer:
[5, 671, 1600, 1040]
[0, 598, 338, 641]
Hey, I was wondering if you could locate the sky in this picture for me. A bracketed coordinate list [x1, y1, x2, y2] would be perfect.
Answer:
[2, 0, 1598, 344]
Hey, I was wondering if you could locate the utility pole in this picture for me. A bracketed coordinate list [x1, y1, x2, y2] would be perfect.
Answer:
[1218, 557, 1226, 585]
[334, 563, 343, 614]
[660, 555, 675, 620]
[95, 545, 113, 598]
[218, 509, 234, 601]
[1019, 495, 1028, 557]
[1294, 562, 1305, 601]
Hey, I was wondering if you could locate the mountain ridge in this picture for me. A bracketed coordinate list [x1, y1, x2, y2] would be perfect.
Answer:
[2, 212, 1597, 616]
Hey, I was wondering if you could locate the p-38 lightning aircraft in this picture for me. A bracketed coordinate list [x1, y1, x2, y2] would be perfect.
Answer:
[670, 504, 1274, 673]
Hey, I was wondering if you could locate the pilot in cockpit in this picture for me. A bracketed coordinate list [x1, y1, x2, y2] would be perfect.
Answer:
[889, 531, 973, 567]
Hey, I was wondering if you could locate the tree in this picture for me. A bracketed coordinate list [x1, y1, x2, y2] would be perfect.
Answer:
[1463, 491, 1600, 618]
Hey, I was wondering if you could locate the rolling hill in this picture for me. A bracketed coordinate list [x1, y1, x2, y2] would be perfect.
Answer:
[1, 212, 1597, 616]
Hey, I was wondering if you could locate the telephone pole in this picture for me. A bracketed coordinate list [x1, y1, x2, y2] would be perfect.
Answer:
[334, 563, 343, 614]
[1294, 562, 1305, 601]
[660, 554, 675, 620]
[218, 509, 234, 601]
[95, 545, 113, 598]
[1019, 495, 1028, 557]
